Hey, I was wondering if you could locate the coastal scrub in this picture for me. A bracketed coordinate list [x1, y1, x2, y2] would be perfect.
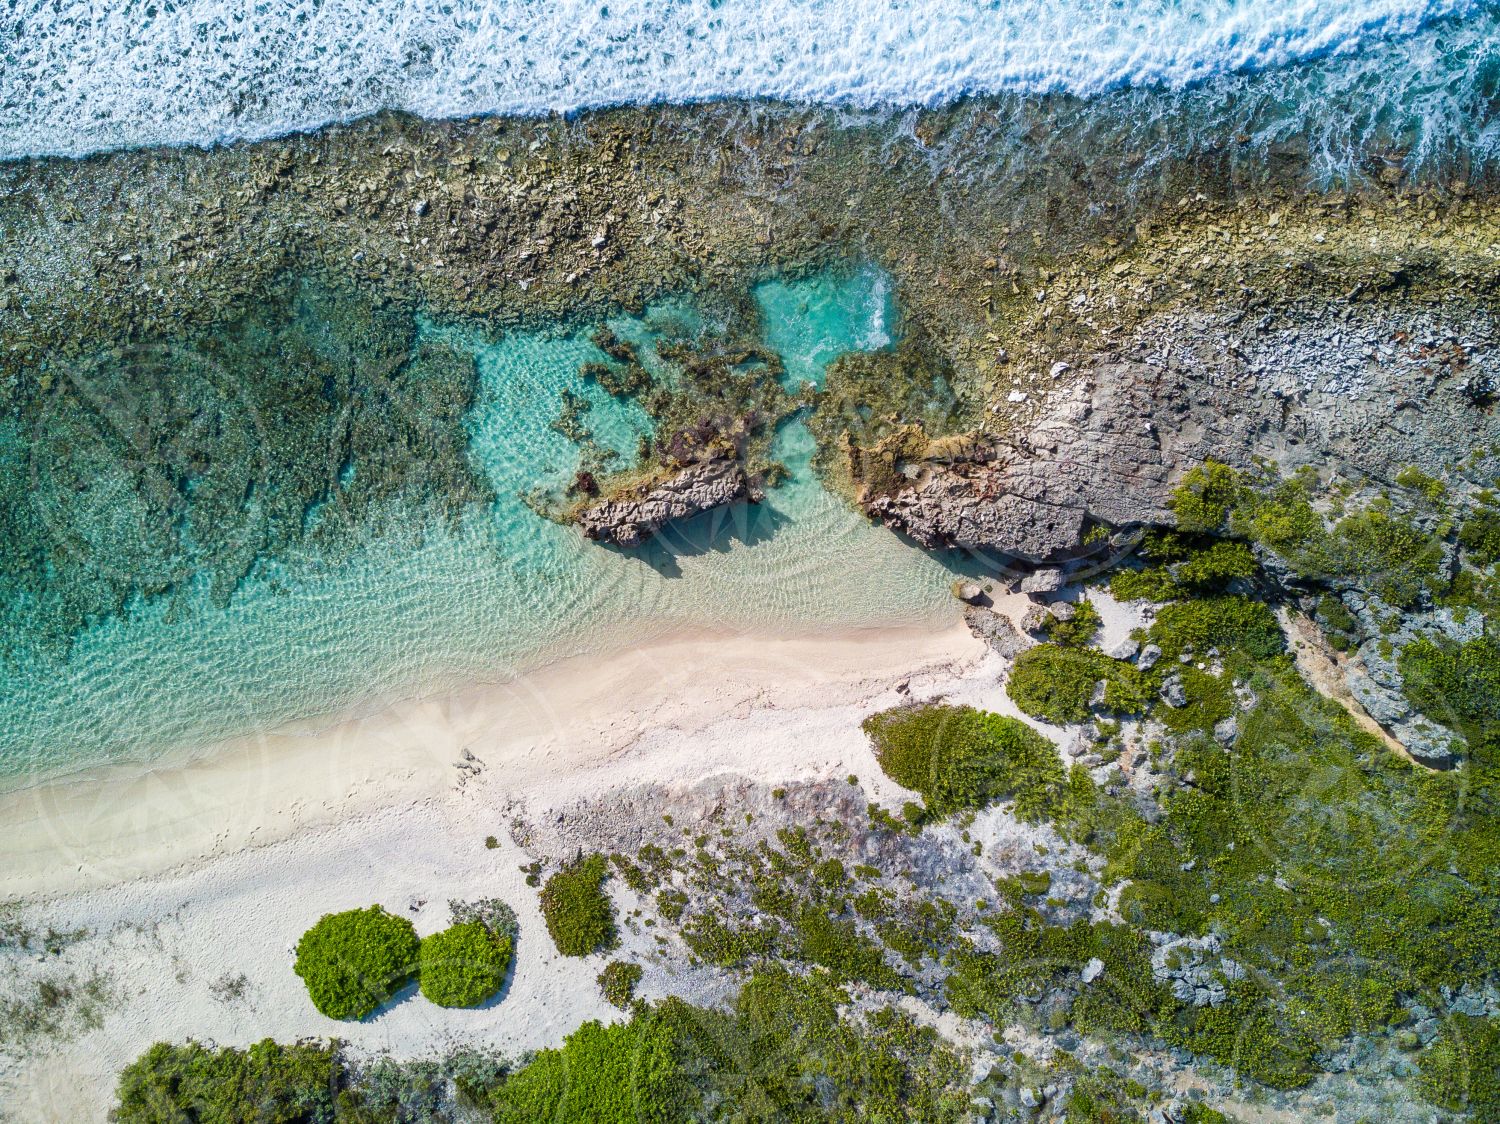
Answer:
[862, 702, 1063, 819]
[540, 854, 618, 957]
[293, 905, 419, 1020]
[418, 921, 513, 1009]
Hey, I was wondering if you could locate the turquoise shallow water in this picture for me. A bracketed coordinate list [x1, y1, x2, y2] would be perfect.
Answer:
[0, 264, 964, 783]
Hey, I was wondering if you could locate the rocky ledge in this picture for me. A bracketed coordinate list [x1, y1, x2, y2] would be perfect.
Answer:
[577, 457, 759, 547]
[857, 297, 1499, 568]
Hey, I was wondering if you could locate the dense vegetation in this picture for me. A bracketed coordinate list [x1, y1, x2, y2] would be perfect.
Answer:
[114, 1039, 344, 1123]
[539, 854, 618, 957]
[861, 702, 1063, 818]
[419, 921, 513, 1009]
[293, 906, 420, 1021]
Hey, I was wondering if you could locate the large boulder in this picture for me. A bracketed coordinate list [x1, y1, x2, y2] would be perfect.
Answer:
[578, 458, 755, 547]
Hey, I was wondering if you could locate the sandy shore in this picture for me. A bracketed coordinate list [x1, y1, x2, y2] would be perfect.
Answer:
[0, 621, 984, 903]
[0, 617, 1004, 1120]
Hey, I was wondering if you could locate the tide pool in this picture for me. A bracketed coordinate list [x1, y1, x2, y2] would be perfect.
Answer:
[0, 264, 966, 783]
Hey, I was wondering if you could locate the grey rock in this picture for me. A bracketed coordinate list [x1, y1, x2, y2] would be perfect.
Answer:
[964, 606, 1034, 658]
[860, 306, 1500, 567]
[1137, 643, 1162, 671]
[1161, 674, 1188, 708]
[1106, 638, 1140, 661]
[1348, 670, 1410, 724]
[1020, 568, 1067, 596]
[579, 458, 753, 548]
[1392, 715, 1460, 767]
[1046, 600, 1076, 621]
[1212, 717, 1238, 744]
[954, 580, 988, 605]
[1080, 957, 1105, 983]
[1020, 605, 1051, 634]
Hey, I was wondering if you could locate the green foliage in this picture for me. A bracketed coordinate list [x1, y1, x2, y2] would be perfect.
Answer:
[1007, 645, 1145, 725]
[113, 1039, 339, 1123]
[1418, 1015, 1500, 1115]
[597, 960, 643, 1009]
[1399, 635, 1500, 755]
[1146, 596, 1282, 662]
[418, 921, 511, 1009]
[1169, 461, 1244, 533]
[539, 854, 618, 957]
[862, 703, 1063, 819]
[1321, 508, 1447, 609]
[489, 970, 968, 1123]
[1045, 598, 1103, 647]
[1234, 477, 1322, 556]
[1459, 507, 1500, 567]
[293, 906, 419, 1021]
[1395, 465, 1447, 504]
[1111, 530, 1258, 603]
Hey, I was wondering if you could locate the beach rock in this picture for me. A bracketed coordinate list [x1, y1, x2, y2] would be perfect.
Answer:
[1020, 605, 1051, 635]
[857, 308, 1500, 567]
[964, 606, 1033, 658]
[1020, 568, 1067, 596]
[578, 458, 754, 547]
[954, 580, 988, 606]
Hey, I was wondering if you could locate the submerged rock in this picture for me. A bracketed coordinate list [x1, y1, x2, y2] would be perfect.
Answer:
[578, 458, 756, 547]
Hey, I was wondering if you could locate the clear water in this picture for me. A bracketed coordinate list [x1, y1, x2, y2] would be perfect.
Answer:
[0, 264, 963, 783]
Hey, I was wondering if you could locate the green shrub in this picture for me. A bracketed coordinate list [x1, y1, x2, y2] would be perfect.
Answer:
[1459, 507, 1500, 567]
[1236, 477, 1322, 556]
[862, 702, 1062, 819]
[540, 854, 618, 956]
[1399, 634, 1500, 752]
[419, 921, 512, 1008]
[114, 1039, 339, 1122]
[1147, 596, 1283, 662]
[1322, 509, 1447, 609]
[1007, 645, 1146, 724]
[1418, 1015, 1500, 1115]
[293, 905, 419, 1020]
[1045, 598, 1102, 647]
[1169, 461, 1243, 533]
[598, 960, 643, 1008]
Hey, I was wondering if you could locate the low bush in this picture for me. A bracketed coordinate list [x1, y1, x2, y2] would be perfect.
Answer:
[539, 854, 618, 957]
[862, 702, 1062, 819]
[1007, 645, 1145, 725]
[1399, 634, 1500, 753]
[598, 960, 643, 1008]
[114, 1039, 339, 1122]
[419, 921, 513, 1008]
[293, 905, 419, 1020]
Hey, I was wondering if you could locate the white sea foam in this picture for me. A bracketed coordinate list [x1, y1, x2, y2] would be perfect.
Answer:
[0, 0, 1481, 158]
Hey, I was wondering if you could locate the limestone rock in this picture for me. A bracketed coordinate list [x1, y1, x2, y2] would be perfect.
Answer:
[1020, 568, 1066, 596]
[579, 458, 753, 547]
[963, 606, 1033, 658]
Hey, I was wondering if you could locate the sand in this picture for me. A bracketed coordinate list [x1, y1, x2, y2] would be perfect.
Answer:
[0, 617, 1000, 1121]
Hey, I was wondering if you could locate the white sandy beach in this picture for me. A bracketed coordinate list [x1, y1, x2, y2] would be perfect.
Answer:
[0, 617, 1002, 1121]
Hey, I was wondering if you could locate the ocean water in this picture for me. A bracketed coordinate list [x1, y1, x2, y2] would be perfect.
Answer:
[2, 0, 1496, 164]
[0, 264, 964, 781]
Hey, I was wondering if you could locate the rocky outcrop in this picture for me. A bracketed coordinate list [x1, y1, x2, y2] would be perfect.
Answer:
[855, 299, 1500, 566]
[577, 458, 757, 547]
